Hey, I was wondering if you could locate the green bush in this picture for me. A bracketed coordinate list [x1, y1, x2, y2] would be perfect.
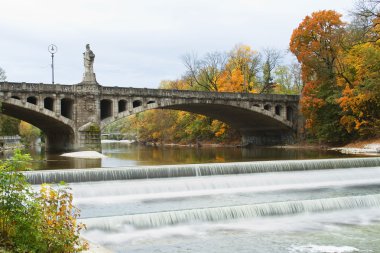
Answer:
[0, 150, 88, 252]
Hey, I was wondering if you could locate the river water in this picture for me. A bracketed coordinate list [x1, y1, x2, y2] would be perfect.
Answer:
[23, 142, 380, 253]
[18, 141, 354, 170]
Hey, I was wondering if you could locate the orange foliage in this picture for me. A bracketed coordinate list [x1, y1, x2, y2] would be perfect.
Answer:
[289, 10, 344, 79]
[217, 68, 244, 92]
[290, 10, 344, 131]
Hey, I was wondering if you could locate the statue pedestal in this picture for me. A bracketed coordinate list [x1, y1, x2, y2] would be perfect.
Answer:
[82, 72, 97, 84]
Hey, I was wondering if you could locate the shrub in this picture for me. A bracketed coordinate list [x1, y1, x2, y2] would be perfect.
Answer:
[0, 150, 88, 252]
[38, 183, 88, 252]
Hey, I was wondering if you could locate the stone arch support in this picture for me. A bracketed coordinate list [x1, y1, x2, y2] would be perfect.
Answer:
[1, 97, 76, 152]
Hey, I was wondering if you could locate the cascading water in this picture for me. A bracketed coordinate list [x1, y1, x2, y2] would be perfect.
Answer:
[25, 157, 380, 184]
[29, 157, 380, 252]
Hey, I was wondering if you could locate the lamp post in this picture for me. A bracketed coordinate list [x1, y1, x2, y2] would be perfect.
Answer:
[48, 44, 58, 84]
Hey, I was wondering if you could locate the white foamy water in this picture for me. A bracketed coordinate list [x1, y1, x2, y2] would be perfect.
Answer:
[289, 244, 359, 253]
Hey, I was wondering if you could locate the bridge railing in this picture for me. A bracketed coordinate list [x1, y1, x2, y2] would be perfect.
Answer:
[100, 87, 299, 102]
[1, 82, 74, 93]
[1, 82, 299, 102]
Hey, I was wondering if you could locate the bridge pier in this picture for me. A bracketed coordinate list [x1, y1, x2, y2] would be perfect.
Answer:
[44, 128, 101, 153]
[241, 130, 296, 146]
[45, 130, 75, 153]
[76, 122, 102, 152]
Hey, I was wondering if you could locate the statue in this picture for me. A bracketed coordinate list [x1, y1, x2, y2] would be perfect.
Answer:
[82, 44, 97, 84]
[83, 44, 95, 74]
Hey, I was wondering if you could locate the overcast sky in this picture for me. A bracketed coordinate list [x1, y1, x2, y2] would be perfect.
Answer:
[0, 0, 356, 88]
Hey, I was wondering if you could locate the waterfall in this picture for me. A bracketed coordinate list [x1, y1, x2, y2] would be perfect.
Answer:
[25, 157, 380, 184]
[71, 167, 380, 201]
[82, 194, 380, 229]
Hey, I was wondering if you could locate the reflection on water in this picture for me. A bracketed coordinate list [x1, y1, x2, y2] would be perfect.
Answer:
[2, 142, 356, 170]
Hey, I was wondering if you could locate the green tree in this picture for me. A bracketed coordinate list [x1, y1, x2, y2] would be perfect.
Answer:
[18, 121, 40, 146]
[0, 116, 20, 136]
[273, 62, 303, 94]
[260, 48, 283, 93]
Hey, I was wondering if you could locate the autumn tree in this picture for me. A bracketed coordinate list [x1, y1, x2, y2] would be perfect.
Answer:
[159, 79, 188, 90]
[290, 10, 349, 142]
[338, 43, 380, 137]
[218, 44, 261, 93]
[337, 0, 380, 138]
[182, 52, 227, 91]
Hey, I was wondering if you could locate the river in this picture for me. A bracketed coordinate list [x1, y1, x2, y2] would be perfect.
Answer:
[22, 142, 380, 252]
[14, 141, 354, 170]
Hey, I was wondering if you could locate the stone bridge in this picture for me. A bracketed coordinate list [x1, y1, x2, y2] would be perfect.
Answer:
[0, 81, 300, 152]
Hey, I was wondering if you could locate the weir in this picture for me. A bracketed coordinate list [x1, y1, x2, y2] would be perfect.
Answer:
[82, 194, 380, 229]
[25, 157, 380, 184]
[61, 157, 380, 251]
[72, 167, 380, 201]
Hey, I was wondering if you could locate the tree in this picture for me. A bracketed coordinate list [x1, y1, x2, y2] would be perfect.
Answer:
[260, 48, 283, 93]
[273, 61, 303, 95]
[182, 52, 227, 91]
[290, 10, 349, 142]
[221, 44, 261, 93]
[0, 115, 20, 136]
[18, 121, 40, 146]
[338, 42, 380, 137]
[350, 0, 380, 44]
[290, 61, 304, 93]
[336, 1, 380, 137]
[274, 65, 293, 94]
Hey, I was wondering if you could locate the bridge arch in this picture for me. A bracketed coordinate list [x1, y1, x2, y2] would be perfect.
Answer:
[1, 98, 76, 152]
[101, 99, 296, 145]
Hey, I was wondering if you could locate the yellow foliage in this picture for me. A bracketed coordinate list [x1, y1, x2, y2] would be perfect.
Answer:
[218, 68, 245, 92]
[39, 184, 88, 252]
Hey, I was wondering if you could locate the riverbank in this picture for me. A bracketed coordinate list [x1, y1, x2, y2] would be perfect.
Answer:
[101, 139, 242, 148]
[269, 138, 380, 157]
[330, 138, 380, 155]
